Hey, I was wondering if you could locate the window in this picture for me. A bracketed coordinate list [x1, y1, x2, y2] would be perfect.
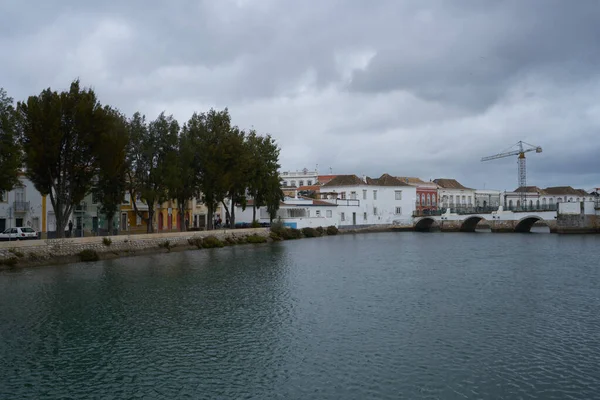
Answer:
[362, 190, 367, 200]
[0, 191, 7, 202]
[123, 193, 130, 204]
[449, 195, 454, 204]
[341, 212, 345, 221]
[432, 194, 436, 205]
[306, 210, 310, 217]
[426, 194, 431, 206]
[283, 181, 288, 186]
[373, 190, 377, 200]
[373, 207, 378, 215]
[291, 180, 296, 187]
[299, 180, 304, 187]
[316, 210, 321, 217]
[363, 212, 367, 221]
[307, 180, 312, 186]
[395, 207, 402, 215]
[468, 196, 472, 205]
[326, 210, 332, 218]
[341, 192, 346, 200]
[350, 191, 357, 200]
[395, 191, 402, 200]
[136, 215, 142, 226]
[462, 195, 466, 204]
[542, 198, 547, 205]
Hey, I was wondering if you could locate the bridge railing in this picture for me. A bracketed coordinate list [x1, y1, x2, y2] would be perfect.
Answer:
[505, 204, 557, 212]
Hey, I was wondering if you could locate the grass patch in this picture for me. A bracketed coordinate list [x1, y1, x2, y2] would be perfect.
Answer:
[269, 232, 283, 241]
[202, 236, 224, 248]
[79, 249, 99, 262]
[102, 237, 112, 246]
[251, 220, 260, 228]
[246, 234, 267, 244]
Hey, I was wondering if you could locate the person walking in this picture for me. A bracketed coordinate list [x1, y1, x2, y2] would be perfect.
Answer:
[68, 220, 73, 237]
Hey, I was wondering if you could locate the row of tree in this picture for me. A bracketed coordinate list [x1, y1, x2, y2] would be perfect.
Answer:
[0, 80, 283, 237]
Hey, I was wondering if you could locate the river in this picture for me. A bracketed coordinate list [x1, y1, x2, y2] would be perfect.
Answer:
[1, 232, 599, 399]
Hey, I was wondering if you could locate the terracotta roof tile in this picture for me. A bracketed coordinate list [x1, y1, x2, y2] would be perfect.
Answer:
[366, 173, 410, 186]
[322, 175, 366, 187]
[433, 178, 473, 190]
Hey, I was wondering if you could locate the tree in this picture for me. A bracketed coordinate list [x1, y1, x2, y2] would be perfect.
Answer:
[220, 126, 250, 229]
[191, 109, 233, 230]
[126, 112, 178, 233]
[167, 123, 198, 231]
[0, 88, 21, 199]
[246, 131, 282, 223]
[17, 80, 109, 238]
[94, 107, 129, 235]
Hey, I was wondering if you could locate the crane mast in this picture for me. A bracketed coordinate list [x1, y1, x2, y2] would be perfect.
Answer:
[481, 141, 542, 207]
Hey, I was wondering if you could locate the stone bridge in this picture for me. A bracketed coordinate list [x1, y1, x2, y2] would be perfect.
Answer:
[413, 209, 558, 233]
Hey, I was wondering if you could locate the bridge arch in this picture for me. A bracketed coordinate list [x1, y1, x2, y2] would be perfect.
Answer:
[514, 215, 550, 233]
[414, 217, 440, 232]
[460, 216, 489, 232]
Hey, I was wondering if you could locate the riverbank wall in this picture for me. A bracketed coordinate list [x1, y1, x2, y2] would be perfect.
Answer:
[0, 228, 270, 269]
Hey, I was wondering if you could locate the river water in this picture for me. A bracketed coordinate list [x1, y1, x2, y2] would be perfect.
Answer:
[1, 232, 599, 399]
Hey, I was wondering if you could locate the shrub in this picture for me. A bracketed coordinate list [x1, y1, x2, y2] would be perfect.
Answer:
[102, 237, 112, 246]
[270, 218, 286, 235]
[280, 228, 302, 240]
[8, 248, 25, 258]
[188, 238, 203, 248]
[0, 257, 18, 267]
[158, 240, 171, 251]
[246, 234, 267, 244]
[225, 237, 236, 245]
[203, 236, 224, 248]
[269, 232, 282, 241]
[251, 220, 260, 228]
[315, 226, 324, 235]
[236, 237, 247, 244]
[326, 225, 339, 235]
[302, 227, 318, 238]
[79, 249, 99, 262]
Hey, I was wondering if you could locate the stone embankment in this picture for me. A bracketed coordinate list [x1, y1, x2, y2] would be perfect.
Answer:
[0, 228, 270, 269]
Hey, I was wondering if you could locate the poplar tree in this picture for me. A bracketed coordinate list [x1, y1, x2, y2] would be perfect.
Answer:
[0, 88, 21, 199]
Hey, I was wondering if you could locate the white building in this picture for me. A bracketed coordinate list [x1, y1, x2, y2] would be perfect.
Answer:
[318, 174, 417, 228]
[503, 186, 594, 210]
[0, 175, 44, 233]
[280, 168, 318, 188]
[232, 197, 339, 229]
[434, 178, 476, 210]
[474, 189, 502, 209]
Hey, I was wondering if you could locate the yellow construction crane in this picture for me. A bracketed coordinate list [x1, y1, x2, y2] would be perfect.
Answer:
[481, 141, 542, 205]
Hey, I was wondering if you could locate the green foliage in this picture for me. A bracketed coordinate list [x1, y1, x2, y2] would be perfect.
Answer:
[17, 80, 110, 237]
[188, 238, 203, 248]
[158, 240, 172, 251]
[301, 227, 319, 238]
[0, 88, 21, 196]
[8, 248, 25, 258]
[279, 228, 302, 240]
[316, 226, 324, 235]
[246, 234, 267, 244]
[270, 218, 286, 235]
[202, 236, 224, 248]
[79, 249, 99, 262]
[0, 257, 18, 267]
[95, 108, 129, 229]
[251, 220, 260, 228]
[326, 225, 339, 235]
[269, 232, 283, 241]
[225, 237, 236, 245]
[126, 112, 178, 233]
[102, 237, 112, 246]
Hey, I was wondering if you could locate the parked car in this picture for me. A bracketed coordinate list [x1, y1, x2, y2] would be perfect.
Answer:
[0, 227, 39, 241]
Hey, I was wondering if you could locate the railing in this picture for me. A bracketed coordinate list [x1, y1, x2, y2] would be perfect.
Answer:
[12, 201, 30, 213]
[506, 204, 558, 212]
[333, 199, 360, 206]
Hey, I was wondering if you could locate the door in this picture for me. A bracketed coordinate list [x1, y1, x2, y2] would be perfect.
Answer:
[15, 218, 23, 227]
[0, 219, 5, 232]
[352, 212, 356, 225]
[121, 213, 128, 231]
[92, 217, 98, 233]
[158, 213, 164, 230]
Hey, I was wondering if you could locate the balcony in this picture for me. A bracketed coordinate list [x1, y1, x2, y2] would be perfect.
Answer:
[13, 201, 30, 213]
[333, 199, 360, 206]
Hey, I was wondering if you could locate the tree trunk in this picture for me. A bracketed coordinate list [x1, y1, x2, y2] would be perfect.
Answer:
[230, 199, 236, 228]
[221, 200, 230, 229]
[207, 203, 214, 230]
[252, 204, 256, 223]
[147, 202, 155, 233]
[107, 214, 114, 236]
[178, 200, 186, 232]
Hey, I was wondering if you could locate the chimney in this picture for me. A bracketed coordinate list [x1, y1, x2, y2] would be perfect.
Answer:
[362, 175, 367, 184]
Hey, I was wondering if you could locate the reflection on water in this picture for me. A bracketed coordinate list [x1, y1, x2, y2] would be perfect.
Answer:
[1, 233, 599, 399]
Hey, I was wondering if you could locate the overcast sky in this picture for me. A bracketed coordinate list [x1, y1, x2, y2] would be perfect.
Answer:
[2, 0, 599, 191]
